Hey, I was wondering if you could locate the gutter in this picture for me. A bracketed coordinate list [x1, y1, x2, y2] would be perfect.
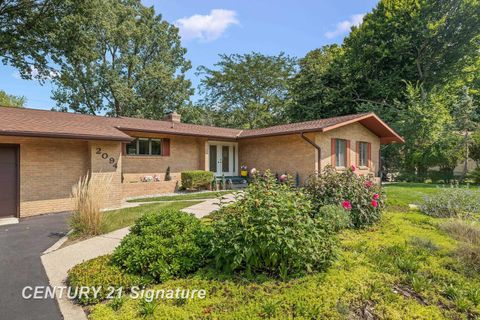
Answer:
[300, 132, 321, 174]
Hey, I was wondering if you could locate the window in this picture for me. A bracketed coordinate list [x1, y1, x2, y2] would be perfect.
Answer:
[138, 139, 149, 155]
[126, 140, 137, 155]
[335, 139, 347, 167]
[359, 142, 369, 167]
[126, 138, 165, 156]
[151, 139, 161, 155]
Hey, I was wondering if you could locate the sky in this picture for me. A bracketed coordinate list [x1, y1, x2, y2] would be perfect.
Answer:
[0, 0, 378, 111]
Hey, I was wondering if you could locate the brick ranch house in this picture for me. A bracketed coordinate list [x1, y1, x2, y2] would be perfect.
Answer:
[0, 106, 403, 221]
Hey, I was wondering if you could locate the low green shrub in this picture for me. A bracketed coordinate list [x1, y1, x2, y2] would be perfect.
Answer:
[181, 170, 214, 190]
[210, 171, 337, 278]
[468, 168, 480, 184]
[419, 187, 480, 218]
[317, 204, 351, 231]
[67, 255, 148, 305]
[304, 166, 384, 228]
[428, 169, 455, 184]
[112, 209, 212, 282]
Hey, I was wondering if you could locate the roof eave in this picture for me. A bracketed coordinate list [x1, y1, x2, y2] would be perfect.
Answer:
[116, 127, 238, 141]
[0, 131, 133, 142]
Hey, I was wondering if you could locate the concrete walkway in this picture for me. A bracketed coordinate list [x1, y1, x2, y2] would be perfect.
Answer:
[41, 194, 237, 320]
[182, 193, 237, 218]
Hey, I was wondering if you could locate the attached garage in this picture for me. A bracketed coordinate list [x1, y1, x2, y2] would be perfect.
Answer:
[0, 145, 19, 219]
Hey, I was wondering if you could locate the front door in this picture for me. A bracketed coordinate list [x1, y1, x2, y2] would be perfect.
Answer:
[0, 145, 19, 218]
[208, 143, 238, 176]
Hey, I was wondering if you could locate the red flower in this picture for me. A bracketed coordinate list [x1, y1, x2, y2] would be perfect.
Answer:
[365, 181, 373, 188]
[371, 200, 378, 207]
[350, 165, 356, 172]
[342, 200, 352, 210]
[373, 193, 379, 200]
[279, 174, 287, 182]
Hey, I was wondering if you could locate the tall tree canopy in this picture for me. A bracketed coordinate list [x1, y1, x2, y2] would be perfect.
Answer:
[0, 0, 58, 80]
[51, 0, 192, 117]
[0, 89, 26, 107]
[196, 52, 297, 129]
[288, 0, 480, 123]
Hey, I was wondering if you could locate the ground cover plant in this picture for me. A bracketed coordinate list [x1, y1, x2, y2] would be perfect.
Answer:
[80, 210, 480, 319]
[68, 183, 480, 319]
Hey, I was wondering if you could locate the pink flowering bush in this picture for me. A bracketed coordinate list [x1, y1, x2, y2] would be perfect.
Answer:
[304, 166, 384, 228]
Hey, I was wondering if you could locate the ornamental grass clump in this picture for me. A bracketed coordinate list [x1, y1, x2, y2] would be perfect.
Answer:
[304, 166, 384, 228]
[70, 173, 112, 236]
[210, 171, 337, 279]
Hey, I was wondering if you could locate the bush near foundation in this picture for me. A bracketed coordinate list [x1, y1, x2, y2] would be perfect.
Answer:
[181, 170, 214, 190]
[304, 166, 384, 228]
[210, 171, 337, 278]
[112, 209, 212, 282]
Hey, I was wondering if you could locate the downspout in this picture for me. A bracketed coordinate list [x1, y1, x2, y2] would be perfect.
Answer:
[300, 132, 321, 174]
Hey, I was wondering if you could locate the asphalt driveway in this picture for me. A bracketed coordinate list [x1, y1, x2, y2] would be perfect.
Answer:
[0, 213, 70, 320]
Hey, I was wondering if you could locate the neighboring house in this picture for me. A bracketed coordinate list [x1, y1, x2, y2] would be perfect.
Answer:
[0, 106, 403, 220]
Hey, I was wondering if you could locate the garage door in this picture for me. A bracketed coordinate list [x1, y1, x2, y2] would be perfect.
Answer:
[0, 145, 19, 218]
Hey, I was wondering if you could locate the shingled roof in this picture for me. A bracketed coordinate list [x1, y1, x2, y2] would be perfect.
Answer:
[0, 106, 403, 143]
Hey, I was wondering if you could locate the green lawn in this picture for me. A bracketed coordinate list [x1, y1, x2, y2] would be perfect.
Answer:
[383, 183, 452, 209]
[101, 201, 201, 234]
[127, 190, 234, 203]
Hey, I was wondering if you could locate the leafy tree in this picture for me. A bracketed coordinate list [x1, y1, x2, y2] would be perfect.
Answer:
[0, 0, 58, 81]
[51, 0, 192, 117]
[197, 52, 297, 129]
[0, 90, 26, 107]
[451, 87, 479, 178]
[470, 130, 480, 167]
[287, 45, 350, 120]
[289, 0, 480, 123]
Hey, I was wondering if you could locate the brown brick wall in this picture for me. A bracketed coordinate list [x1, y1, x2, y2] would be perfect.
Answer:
[316, 122, 380, 176]
[122, 132, 206, 184]
[238, 133, 317, 184]
[0, 136, 90, 217]
[122, 181, 179, 199]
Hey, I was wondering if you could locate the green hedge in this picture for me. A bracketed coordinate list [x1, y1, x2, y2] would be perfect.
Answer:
[181, 170, 214, 190]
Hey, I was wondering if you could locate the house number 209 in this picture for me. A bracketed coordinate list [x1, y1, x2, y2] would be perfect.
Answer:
[96, 148, 117, 168]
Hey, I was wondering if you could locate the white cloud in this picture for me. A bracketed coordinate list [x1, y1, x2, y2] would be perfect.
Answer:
[325, 14, 365, 39]
[175, 9, 239, 42]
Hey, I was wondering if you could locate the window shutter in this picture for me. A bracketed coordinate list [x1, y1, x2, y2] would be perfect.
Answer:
[162, 139, 170, 156]
[356, 141, 360, 166]
[367, 142, 372, 168]
[346, 140, 351, 167]
[331, 138, 336, 167]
